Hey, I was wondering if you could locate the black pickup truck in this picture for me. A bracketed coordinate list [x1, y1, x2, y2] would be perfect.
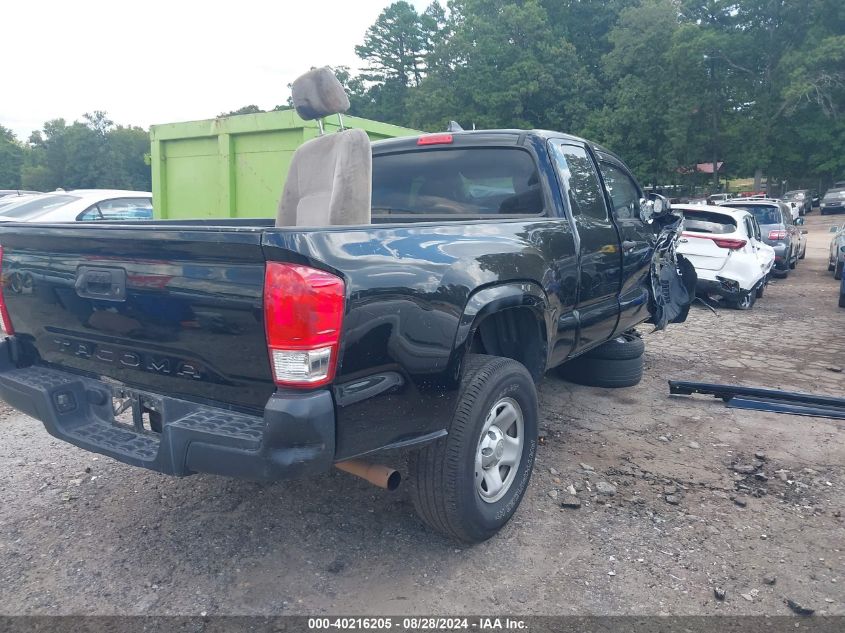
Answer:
[0, 130, 689, 542]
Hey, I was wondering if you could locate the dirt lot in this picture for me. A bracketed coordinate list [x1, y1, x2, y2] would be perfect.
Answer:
[1, 212, 843, 617]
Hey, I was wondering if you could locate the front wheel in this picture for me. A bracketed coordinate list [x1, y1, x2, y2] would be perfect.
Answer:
[835, 261, 843, 281]
[409, 355, 538, 543]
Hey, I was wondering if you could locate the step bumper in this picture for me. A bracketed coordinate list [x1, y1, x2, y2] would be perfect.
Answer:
[0, 343, 335, 481]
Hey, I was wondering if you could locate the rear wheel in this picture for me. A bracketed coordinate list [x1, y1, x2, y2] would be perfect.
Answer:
[840, 288, 845, 308]
[755, 280, 766, 298]
[730, 290, 756, 310]
[409, 355, 538, 543]
[835, 261, 843, 281]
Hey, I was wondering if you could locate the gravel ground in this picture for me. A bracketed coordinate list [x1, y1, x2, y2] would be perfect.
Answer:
[0, 212, 843, 616]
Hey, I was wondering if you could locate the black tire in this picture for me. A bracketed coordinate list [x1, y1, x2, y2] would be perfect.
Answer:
[821, 209, 828, 216]
[559, 354, 644, 388]
[729, 290, 756, 310]
[840, 290, 845, 308]
[583, 330, 645, 361]
[408, 354, 538, 543]
[789, 255, 797, 270]
[835, 261, 843, 281]
[799, 245, 807, 260]
[755, 280, 765, 298]
[829, 261, 836, 272]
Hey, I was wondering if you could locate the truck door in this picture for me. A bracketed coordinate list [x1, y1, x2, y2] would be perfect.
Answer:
[548, 141, 621, 353]
[596, 157, 654, 335]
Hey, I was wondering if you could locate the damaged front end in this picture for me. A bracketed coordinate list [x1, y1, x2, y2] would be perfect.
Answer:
[647, 211, 697, 330]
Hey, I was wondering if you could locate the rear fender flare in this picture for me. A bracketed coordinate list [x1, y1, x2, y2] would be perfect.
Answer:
[449, 282, 551, 381]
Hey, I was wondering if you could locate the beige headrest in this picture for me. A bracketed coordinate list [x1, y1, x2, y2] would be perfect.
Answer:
[291, 67, 350, 120]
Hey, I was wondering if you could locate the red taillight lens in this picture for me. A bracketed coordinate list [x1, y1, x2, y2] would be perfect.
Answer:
[681, 233, 746, 250]
[768, 230, 787, 240]
[711, 238, 747, 250]
[0, 246, 14, 336]
[264, 262, 344, 387]
[417, 133, 453, 145]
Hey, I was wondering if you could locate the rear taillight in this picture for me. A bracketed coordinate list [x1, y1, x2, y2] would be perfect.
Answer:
[681, 232, 746, 250]
[0, 246, 14, 336]
[768, 230, 787, 240]
[711, 238, 747, 250]
[264, 262, 344, 388]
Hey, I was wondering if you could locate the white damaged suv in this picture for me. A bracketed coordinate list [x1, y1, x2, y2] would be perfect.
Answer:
[674, 204, 775, 310]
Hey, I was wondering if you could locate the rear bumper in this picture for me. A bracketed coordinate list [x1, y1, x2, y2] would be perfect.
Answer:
[695, 277, 745, 298]
[0, 341, 335, 481]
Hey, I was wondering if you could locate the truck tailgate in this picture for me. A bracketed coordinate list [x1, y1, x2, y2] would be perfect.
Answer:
[0, 224, 274, 411]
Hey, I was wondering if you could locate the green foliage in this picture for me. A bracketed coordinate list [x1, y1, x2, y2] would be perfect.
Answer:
[15, 114, 152, 192]
[349, 0, 845, 188]
[0, 125, 24, 189]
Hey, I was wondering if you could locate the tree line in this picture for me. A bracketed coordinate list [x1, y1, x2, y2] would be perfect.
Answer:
[345, 0, 844, 190]
[0, 112, 151, 192]
[1, 0, 843, 193]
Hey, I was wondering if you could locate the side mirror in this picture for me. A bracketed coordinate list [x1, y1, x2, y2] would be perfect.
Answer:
[640, 193, 670, 223]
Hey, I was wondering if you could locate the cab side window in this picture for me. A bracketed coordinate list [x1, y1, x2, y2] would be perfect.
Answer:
[549, 143, 608, 221]
[599, 162, 641, 220]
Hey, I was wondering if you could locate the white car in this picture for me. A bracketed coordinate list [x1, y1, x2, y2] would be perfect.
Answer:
[674, 204, 775, 310]
[0, 189, 152, 223]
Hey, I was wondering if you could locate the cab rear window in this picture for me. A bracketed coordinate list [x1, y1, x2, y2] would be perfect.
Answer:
[682, 210, 737, 234]
[372, 148, 543, 216]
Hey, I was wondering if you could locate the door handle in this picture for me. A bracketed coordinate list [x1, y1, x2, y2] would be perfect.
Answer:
[621, 240, 637, 253]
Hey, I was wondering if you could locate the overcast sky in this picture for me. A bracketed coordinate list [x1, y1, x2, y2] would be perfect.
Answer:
[2, 0, 427, 140]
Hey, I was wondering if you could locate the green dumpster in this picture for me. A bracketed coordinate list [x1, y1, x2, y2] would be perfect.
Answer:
[149, 110, 419, 219]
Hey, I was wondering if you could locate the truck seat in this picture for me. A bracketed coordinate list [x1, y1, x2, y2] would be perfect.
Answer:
[276, 67, 372, 227]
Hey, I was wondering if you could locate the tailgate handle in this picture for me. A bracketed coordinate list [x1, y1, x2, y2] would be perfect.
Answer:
[75, 267, 127, 301]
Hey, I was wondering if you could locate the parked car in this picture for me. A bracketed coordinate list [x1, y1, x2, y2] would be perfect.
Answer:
[0, 116, 693, 542]
[782, 190, 812, 216]
[828, 224, 845, 279]
[675, 204, 774, 309]
[719, 199, 805, 276]
[0, 190, 40, 199]
[820, 188, 845, 215]
[707, 193, 734, 204]
[840, 268, 845, 308]
[0, 193, 42, 211]
[0, 190, 152, 223]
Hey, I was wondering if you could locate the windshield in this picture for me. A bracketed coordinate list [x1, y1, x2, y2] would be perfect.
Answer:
[0, 194, 78, 219]
[783, 191, 804, 200]
[724, 204, 781, 225]
[824, 190, 845, 200]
